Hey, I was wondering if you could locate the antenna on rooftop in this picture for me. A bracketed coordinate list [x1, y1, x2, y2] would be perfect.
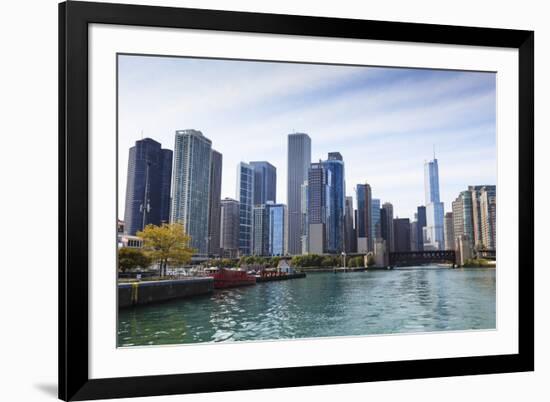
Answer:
[433, 144, 436, 160]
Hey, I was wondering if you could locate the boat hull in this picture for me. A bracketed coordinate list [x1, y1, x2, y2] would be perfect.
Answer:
[208, 268, 256, 289]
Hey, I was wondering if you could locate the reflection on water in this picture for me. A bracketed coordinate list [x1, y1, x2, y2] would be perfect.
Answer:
[118, 267, 496, 347]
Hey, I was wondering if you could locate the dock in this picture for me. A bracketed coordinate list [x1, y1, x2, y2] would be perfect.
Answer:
[255, 272, 306, 283]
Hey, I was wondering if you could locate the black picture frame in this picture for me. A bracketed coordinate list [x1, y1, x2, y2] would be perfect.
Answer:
[59, 1, 534, 400]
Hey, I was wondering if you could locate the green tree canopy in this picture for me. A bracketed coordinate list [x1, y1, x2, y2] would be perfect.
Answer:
[118, 247, 152, 273]
[137, 223, 195, 277]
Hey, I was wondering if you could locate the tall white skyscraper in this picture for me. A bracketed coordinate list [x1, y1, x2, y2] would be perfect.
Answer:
[287, 133, 311, 255]
[423, 157, 445, 250]
[170, 129, 212, 258]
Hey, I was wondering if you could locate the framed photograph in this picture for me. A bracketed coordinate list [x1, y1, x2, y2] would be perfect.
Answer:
[59, 1, 534, 400]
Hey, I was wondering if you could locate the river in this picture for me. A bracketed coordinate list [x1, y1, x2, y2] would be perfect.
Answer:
[117, 266, 496, 347]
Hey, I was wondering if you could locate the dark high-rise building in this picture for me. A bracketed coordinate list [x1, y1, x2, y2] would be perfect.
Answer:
[410, 220, 419, 251]
[344, 196, 356, 253]
[250, 161, 277, 205]
[356, 183, 373, 252]
[220, 198, 240, 258]
[287, 133, 312, 255]
[208, 150, 223, 257]
[170, 130, 212, 258]
[380, 202, 394, 252]
[253, 204, 270, 256]
[416, 205, 427, 251]
[371, 198, 381, 242]
[322, 152, 345, 254]
[307, 162, 329, 254]
[393, 218, 411, 252]
[124, 138, 172, 236]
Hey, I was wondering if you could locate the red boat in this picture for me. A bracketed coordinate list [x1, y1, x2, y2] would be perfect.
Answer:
[205, 268, 256, 289]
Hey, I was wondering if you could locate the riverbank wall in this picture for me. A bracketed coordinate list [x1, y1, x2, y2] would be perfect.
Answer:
[256, 272, 306, 283]
[119, 277, 214, 308]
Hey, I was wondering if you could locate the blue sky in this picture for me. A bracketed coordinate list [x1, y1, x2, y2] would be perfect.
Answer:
[118, 54, 496, 220]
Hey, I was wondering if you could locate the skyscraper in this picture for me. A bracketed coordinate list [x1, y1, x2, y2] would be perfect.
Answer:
[424, 158, 445, 250]
[300, 180, 309, 254]
[250, 161, 277, 205]
[208, 150, 223, 257]
[479, 187, 497, 251]
[344, 196, 356, 253]
[470, 185, 496, 250]
[220, 198, 240, 258]
[444, 211, 455, 250]
[452, 190, 474, 251]
[416, 205, 427, 251]
[393, 218, 411, 252]
[237, 162, 255, 256]
[124, 138, 172, 235]
[170, 130, 212, 258]
[253, 204, 270, 256]
[287, 133, 312, 255]
[307, 162, 329, 254]
[380, 202, 394, 252]
[322, 152, 345, 254]
[268, 202, 286, 256]
[356, 183, 373, 252]
[371, 198, 381, 243]
[410, 220, 419, 251]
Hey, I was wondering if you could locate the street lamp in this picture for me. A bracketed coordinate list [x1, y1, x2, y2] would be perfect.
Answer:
[341, 251, 346, 269]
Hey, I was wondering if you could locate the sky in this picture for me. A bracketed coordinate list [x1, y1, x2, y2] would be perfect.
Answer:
[118, 54, 496, 221]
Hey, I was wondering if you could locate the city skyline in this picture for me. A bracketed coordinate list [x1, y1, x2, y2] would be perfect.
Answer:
[118, 54, 496, 221]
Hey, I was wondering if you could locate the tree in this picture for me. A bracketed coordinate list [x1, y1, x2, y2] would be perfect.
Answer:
[137, 223, 195, 277]
[118, 247, 152, 273]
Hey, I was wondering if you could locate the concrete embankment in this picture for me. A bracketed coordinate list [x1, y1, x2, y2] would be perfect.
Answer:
[119, 277, 213, 308]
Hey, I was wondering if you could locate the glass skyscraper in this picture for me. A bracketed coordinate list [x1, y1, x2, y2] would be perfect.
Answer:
[237, 162, 254, 256]
[250, 161, 276, 205]
[322, 152, 345, 254]
[208, 150, 223, 257]
[287, 133, 311, 255]
[424, 158, 445, 250]
[124, 138, 172, 235]
[268, 203, 286, 256]
[170, 130, 212, 258]
[371, 198, 381, 243]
